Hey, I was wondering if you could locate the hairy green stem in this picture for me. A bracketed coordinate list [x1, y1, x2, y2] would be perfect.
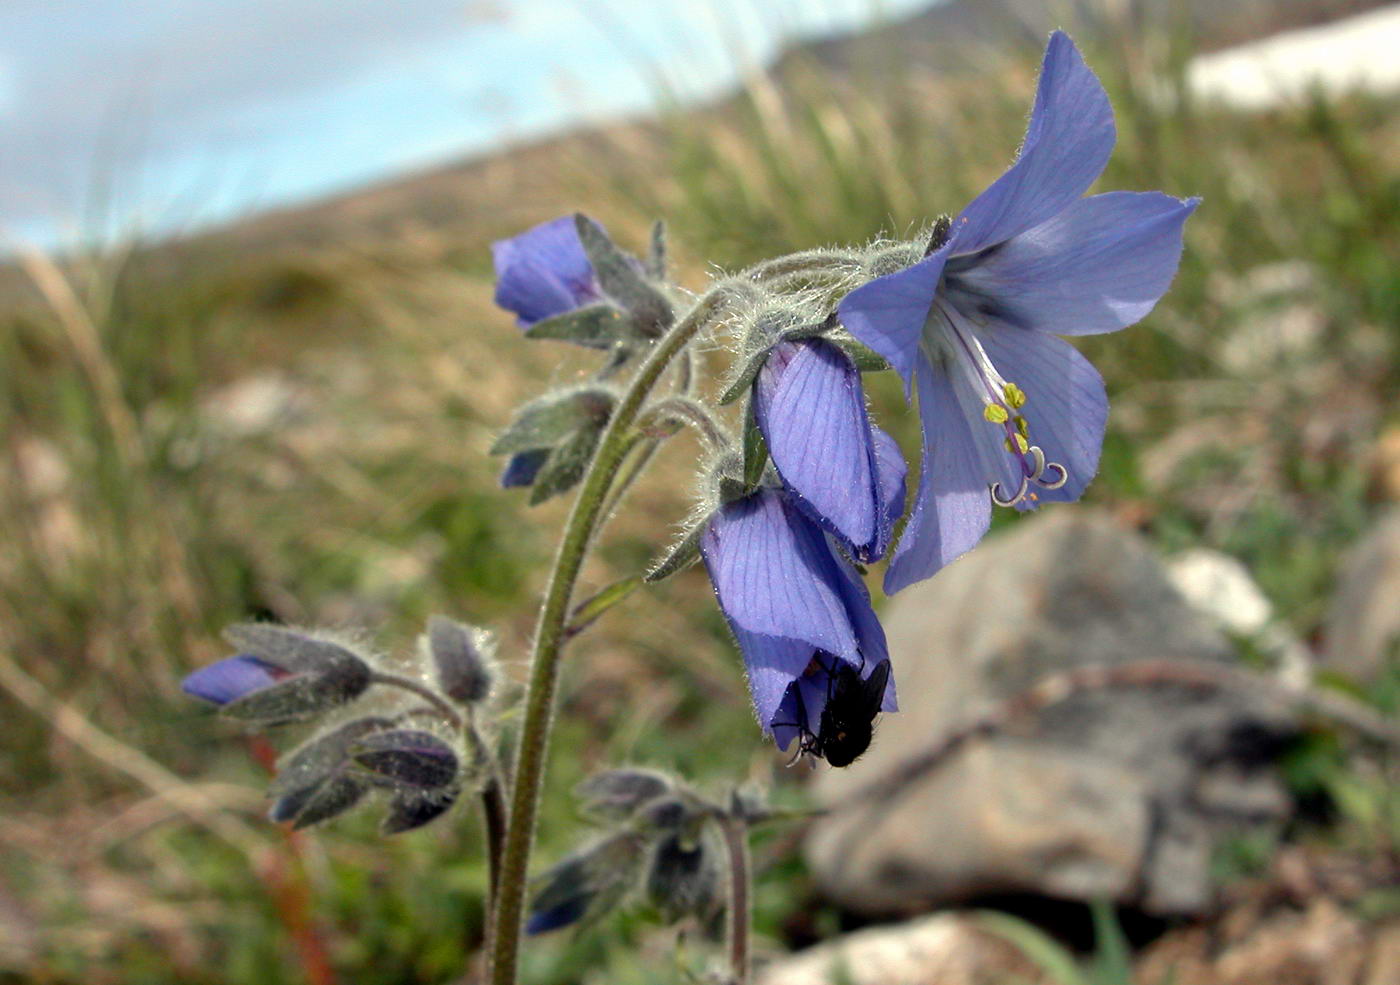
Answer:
[369, 671, 463, 730]
[638, 396, 732, 452]
[488, 290, 730, 985]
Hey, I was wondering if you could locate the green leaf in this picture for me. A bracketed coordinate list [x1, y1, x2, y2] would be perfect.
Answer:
[524, 304, 632, 348]
[719, 346, 770, 405]
[645, 523, 704, 582]
[566, 576, 642, 638]
[833, 334, 891, 372]
[1087, 899, 1133, 985]
[742, 400, 768, 491]
[529, 423, 604, 505]
[574, 214, 672, 337]
[221, 674, 364, 725]
[490, 388, 614, 456]
[973, 911, 1087, 985]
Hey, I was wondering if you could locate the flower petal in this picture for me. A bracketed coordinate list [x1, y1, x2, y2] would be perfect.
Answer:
[492, 216, 600, 326]
[978, 327, 1108, 506]
[700, 491, 860, 660]
[500, 449, 549, 488]
[828, 535, 891, 672]
[837, 246, 952, 391]
[754, 340, 880, 557]
[871, 425, 908, 560]
[768, 663, 828, 750]
[883, 362, 994, 594]
[953, 31, 1115, 255]
[952, 192, 1198, 336]
[182, 655, 286, 705]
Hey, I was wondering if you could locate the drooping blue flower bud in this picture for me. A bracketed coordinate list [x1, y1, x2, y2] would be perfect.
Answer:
[182, 624, 373, 724]
[491, 386, 616, 502]
[751, 337, 906, 563]
[350, 729, 460, 789]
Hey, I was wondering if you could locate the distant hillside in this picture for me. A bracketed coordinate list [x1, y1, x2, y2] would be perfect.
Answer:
[5, 0, 1389, 290]
[790, 0, 1392, 71]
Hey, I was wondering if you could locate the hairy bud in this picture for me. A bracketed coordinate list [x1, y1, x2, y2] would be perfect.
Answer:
[425, 616, 495, 705]
[574, 768, 675, 821]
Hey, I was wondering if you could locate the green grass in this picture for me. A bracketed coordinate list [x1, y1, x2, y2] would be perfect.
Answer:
[2, 16, 1398, 985]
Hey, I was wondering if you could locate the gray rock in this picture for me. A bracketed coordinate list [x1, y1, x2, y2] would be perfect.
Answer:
[1322, 509, 1400, 681]
[755, 913, 1023, 985]
[807, 510, 1297, 917]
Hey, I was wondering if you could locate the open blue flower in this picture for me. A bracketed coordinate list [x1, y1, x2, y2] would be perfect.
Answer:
[700, 486, 896, 752]
[491, 216, 603, 327]
[838, 31, 1198, 594]
[752, 338, 907, 563]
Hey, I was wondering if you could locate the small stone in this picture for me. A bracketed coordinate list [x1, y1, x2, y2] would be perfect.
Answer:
[755, 913, 1029, 985]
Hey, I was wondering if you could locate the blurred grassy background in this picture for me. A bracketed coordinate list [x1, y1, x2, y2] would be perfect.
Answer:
[1, 5, 1398, 983]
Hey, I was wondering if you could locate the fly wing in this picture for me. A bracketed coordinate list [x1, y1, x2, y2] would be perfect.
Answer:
[858, 660, 891, 718]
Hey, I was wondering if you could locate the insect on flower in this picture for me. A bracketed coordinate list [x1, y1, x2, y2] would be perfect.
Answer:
[699, 485, 897, 757]
[777, 655, 892, 768]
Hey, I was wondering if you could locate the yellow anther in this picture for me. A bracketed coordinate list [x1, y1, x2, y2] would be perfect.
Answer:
[983, 403, 1009, 424]
[1016, 416, 1030, 438]
[1003, 383, 1027, 409]
[1003, 433, 1029, 454]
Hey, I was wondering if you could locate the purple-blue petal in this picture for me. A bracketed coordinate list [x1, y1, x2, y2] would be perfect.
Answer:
[837, 244, 952, 393]
[826, 542, 896, 710]
[870, 425, 908, 560]
[182, 655, 286, 705]
[754, 339, 882, 557]
[952, 31, 1115, 256]
[750, 636, 828, 747]
[700, 490, 860, 660]
[500, 449, 549, 488]
[526, 894, 590, 936]
[883, 362, 994, 594]
[491, 216, 601, 327]
[952, 192, 1199, 337]
[976, 328, 1108, 507]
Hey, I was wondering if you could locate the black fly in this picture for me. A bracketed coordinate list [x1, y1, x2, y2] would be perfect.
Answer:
[780, 657, 891, 768]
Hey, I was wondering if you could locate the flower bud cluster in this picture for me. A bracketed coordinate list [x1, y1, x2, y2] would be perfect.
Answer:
[182, 618, 500, 834]
[525, 769, 776, 941]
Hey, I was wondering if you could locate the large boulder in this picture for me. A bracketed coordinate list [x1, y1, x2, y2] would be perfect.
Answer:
[807, 510, 1298, 916]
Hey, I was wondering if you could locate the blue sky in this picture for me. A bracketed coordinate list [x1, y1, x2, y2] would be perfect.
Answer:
[0, 0, 932, 250]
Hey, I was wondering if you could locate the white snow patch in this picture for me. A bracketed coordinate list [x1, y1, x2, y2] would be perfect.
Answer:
[1187, 4, 1400, 109]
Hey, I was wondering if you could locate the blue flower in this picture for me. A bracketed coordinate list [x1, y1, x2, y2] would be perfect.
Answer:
[182, 655, 289, 705]
[752, 338, 907, 562]
[700, 486, 896, 754]
[838, 31, 1198, 594]
[491, 215, 603, 327]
